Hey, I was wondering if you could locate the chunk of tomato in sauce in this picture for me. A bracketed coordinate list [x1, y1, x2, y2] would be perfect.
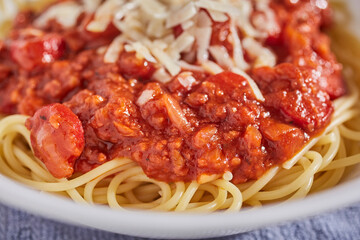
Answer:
[252, 63, 333, 132]
[25, 104, 84, 178]
[173, 12, 232, 52]
[260, 118, 305, 162]
[81, 14, 121, 49]
[118, 52, 155, 80]
[186, 71, 259, 125]
[10, 33, 65, 70]
[206, 71, 257, 99]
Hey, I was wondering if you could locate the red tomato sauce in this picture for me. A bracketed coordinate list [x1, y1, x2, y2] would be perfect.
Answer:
[0, 0, 346, 183]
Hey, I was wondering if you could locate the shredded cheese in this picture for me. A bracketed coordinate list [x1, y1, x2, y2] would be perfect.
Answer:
[195, 27, 212, 63]
[30, 0, 279, 89]
[202, 61, 224, 75]
[152, 47, 181, 76]
[195, 0, 240, 15]
[208, 10, 229, 22]
[104, 36, 126, 63]
[166, 2, 197, 28]
[139, 0, 167, 19]
[232, 67, 265, 102]
[87, 0, 123, 32]
[147, 18, 167, 38]
[254, 0, 280, 38]
[35, 1, 84, 28]
[153, 68, 172, 83]
[137, 90, 155, 106]
[168, 32, 195, 59]
[178, 61, 204, 72]
[177, 72, 197, 90]
[181, 20, 194, 30]
[83, 0, 102, 12]
[230, 24, 249, 70]
[209, 45, 234, 70]
[242, 37, 276, 67]
[124, 42, 157, 63]
[115, 2, 139, 20]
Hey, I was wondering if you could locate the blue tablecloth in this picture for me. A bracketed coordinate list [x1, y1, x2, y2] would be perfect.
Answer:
[1, 202, 360, 240]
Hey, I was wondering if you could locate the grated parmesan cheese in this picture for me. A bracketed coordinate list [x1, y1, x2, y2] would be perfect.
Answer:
[83, 0, 102, 12]
[147, 18, 167, 38]
[152, 47, 181, 76]
[195, 27, 212, 63]
[30, 0, 279, 88]
[35, 1, 84, 28]
[195, 0, 240, 15]
[209, 45, 234, 70]
[233, 1, 261, 38]
[87, 0, 123, 32]
[166, 2, 197, 28]
[177, 72, 197, 90]
[104, 36, 126, 63]
[181, 20, 195, 30]
[137, 90, 155, 106]
[242, 37, 276, 67]
[153, 68, 172, 83]
[168, 32, 195, 59]
[232, 67, 265, 102]
[178, 61, 204, 72]
[139, 0, 167, 19]
[115, 2, 139, 20]
[230, 24, 249, 70]
[124, 41, 157, 63]
[208, 10, 228, 22]
[254, 0, 280, 38]
[202, 61, 224, 75]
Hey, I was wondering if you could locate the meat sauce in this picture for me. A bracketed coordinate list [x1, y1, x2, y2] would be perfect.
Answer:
[0, 0, 346, 183]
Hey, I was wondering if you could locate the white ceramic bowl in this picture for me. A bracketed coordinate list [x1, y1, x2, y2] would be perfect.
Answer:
[0, 1, 360, 239]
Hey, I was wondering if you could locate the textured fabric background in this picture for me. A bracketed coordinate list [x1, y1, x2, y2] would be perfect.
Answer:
[0, 202, 359, 240]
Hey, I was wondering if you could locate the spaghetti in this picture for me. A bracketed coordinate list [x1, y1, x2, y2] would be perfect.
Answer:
[0, 0, 360, 212]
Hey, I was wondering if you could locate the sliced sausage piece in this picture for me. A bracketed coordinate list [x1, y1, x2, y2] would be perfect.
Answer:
[25, 103, 84, 178]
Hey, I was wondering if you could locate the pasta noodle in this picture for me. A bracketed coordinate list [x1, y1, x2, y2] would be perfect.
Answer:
[0, 0, 359, 212]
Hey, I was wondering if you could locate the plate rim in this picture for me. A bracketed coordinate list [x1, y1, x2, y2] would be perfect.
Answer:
[1, 173, 360, 238]
[1, 0, 360, 238]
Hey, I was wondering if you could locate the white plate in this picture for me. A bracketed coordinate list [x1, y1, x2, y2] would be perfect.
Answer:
[1, 1, 360, 239]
